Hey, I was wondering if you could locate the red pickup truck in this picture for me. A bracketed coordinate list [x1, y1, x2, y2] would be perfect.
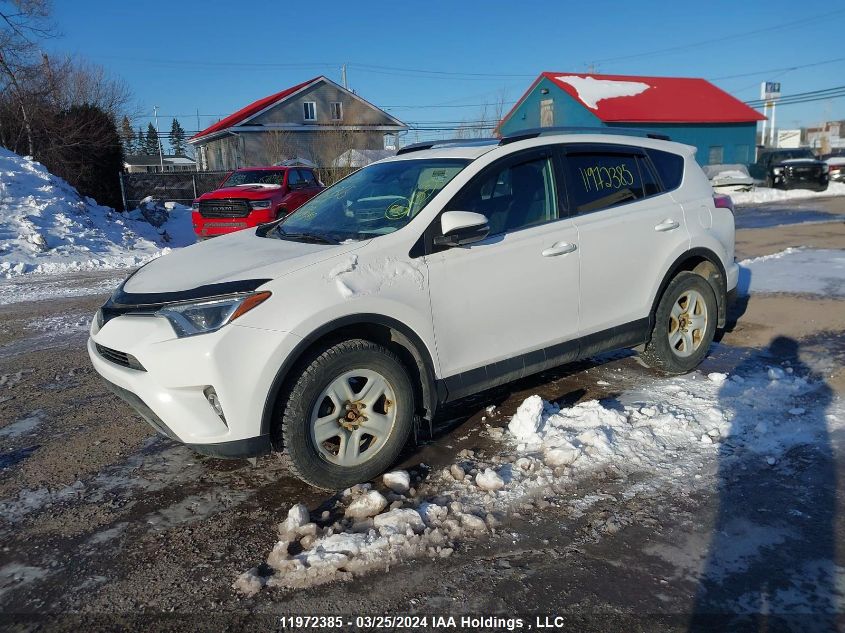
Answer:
[191, 166, 324, 239]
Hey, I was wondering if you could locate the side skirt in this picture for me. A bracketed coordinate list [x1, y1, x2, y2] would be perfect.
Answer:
[438, 318, 650, 403]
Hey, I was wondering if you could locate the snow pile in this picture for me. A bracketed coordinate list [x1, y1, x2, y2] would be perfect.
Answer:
[738, 248, 845, 297]
[555, 75, 650, 109]
[0, 148, 193, 278]
[731, 182, 845, 205]
[237, 361, 842, 595]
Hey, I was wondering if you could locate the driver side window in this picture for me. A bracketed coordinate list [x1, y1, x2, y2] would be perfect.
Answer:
[449, 156, 558, 235]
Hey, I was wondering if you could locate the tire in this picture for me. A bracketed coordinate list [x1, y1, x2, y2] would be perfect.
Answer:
[276, 339, 415, 490]
[638, 272, 718, 375]
[766, 175, 775, 189]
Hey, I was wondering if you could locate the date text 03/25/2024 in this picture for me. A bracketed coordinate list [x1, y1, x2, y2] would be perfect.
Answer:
[276, 615, 581, 630]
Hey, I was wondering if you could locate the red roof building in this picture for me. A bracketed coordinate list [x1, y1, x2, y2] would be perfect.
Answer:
[497, 72, 765, 165]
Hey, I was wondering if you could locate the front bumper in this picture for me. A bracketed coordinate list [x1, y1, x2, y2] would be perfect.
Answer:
[773, 174, 829, 191]
[88, 313, 301, 458]
[192, 209, 274, 239]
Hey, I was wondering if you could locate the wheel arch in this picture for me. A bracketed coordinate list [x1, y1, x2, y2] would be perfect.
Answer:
[649, 248, 728, 332]
[260, 314, 440, 444]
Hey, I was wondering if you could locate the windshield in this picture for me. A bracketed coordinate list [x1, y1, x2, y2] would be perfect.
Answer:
[223, 170, 286, 186]
[777, 149, 815, 161]
[271, 158, 468, 242]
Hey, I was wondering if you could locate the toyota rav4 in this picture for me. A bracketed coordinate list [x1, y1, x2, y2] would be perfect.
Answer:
[90, 129, 739, 490]
[192, 165, 323, 240]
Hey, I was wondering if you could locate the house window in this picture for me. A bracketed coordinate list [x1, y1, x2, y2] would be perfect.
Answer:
[708, 145, 724, 164]
[540, 99, 554, 127]
[330, 102, 343, 121]
[303, 102, 316, 121]
[734, 144, 750, 164]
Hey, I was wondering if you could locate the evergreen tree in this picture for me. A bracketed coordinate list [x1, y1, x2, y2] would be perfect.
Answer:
[137, 126, 146, 154]
[119, 115, 135, 155]
[170, 118, 186, 156]
[144, 122, 161, 156]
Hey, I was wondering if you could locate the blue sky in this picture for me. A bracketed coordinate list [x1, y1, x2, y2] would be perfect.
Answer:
[49, 0, 845, 145]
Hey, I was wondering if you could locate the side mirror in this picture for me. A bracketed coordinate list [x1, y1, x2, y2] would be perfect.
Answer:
[433, 211, 490, 247]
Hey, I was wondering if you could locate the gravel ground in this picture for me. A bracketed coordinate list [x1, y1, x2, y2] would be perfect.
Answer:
[0, 198, 843, 631]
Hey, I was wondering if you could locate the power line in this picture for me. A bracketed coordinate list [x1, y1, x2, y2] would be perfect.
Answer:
[711, 56, 845, 81]
[745, 85, 845, 106]
[591, 9, 845, 66]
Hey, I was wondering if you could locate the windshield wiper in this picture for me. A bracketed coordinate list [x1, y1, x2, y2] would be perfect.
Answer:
[275, 228, 339, 245]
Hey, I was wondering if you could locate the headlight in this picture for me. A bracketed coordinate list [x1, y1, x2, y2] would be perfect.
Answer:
[773, 167, 783, 175]
[191, 202, 199, 210]
[249, 200, 272, 210]
[156, 291, 271, 337]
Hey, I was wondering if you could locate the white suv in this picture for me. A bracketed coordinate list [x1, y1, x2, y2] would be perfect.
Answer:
[89, 130, 739, 489]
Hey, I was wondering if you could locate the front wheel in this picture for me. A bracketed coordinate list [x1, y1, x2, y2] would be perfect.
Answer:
[638, 272, 717, 375]
[276, 339, 414, 490]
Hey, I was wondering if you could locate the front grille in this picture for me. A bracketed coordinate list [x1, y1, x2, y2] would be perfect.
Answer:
[785, 165, 820, 178]
[95, 343, 146, 371]
[199, 199, 250, 218]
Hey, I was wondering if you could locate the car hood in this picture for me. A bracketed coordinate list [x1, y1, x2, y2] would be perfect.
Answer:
[778, 158, 824, 166]
[200, 184, 282, 200]
[123, 229, 363, 296]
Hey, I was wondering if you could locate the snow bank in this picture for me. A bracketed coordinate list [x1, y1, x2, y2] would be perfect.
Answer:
[238, 360, 843, 595]
[738, 248, 845, 297]
[731, 182, 845, 205]
[0, 148, 194, 278]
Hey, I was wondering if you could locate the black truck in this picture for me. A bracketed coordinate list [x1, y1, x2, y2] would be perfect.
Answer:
[749, 148, 829, 191]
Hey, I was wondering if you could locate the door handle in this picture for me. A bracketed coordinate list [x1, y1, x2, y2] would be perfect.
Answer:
[654, 219, 680, 232]
[542, 242, 577, 257]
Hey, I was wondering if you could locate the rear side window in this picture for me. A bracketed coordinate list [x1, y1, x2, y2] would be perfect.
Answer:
[646, 148, 684, 191]
[563, 150, 657, 214]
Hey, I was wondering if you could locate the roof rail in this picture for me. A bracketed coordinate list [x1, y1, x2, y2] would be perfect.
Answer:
[499, 126, 671, 145]
[396, 138, 499, 155]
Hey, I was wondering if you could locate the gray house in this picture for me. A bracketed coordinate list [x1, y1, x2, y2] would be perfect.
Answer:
[188, 76, 407, 170]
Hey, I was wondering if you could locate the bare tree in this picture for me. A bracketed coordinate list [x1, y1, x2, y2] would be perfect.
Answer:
[0, 0, 53, 155]
[459, 87, 510, 139]
[260, 129, 299, 164]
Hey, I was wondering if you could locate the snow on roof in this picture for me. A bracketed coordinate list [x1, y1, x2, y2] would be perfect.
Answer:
[124, 154, 195, 166]
[554, 75, 650, 110]
[333, 148, 395, 167]
[499, 72, 766, 128]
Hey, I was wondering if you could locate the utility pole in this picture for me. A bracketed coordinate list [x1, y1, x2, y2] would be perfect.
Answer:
[341, 64, 348, 89]
[153, 105, 164, 171]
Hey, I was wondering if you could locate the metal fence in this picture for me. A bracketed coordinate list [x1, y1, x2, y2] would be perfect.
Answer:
[118, 171, 230, 210]
[118, 168, 355, 211]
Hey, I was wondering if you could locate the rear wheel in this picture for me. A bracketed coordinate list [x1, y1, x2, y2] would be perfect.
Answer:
[639, 272, 717, 374]
[276, 339, 414, 490]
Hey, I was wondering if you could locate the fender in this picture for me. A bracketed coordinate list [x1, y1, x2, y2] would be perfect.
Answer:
[260, 313, 439, 437]
[649, 247, 728, 331]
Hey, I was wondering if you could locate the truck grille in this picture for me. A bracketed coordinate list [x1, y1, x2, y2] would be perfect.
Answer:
[785, 165, 820, 178]
[95, 343, 146, 371]
[199, 199, 250, 218]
